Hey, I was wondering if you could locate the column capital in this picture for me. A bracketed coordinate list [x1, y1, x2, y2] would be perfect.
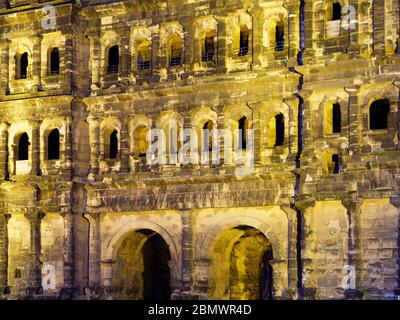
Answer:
[24, 209, 45, 222]
[294, 196, 315, 211]
[390, 195, 400, 209]
[341, 198, 362, 212]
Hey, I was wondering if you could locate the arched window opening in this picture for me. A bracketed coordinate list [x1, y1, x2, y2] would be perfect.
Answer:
[17, 52, 29, 79]
[137, 41, 151, 70]
[169, 35, 183, 67]
[275, 113, 285, 147]
[202, 31, 215, 62]
[202, 121, 213, 152]
[134, 126, 149, 157]
[18, 133, 29, 161]
[107, 45, 119, 74]
[275, 22, 285, 51]
[331, 1, 342, 21]
[238, 26, 249, 56]
[47, 129, 60, 160]
[332, 154, 340, 174]
[49, 48, 60, 75]
[370, 99, 390, 130]
[109, 130, 118, 159]
[332, 103, 341, 134]
[238, 117, 248, 149]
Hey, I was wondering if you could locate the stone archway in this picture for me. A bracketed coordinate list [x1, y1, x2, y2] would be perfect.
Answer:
[111, 229, 171, 300]
[208, 225, 273, 300]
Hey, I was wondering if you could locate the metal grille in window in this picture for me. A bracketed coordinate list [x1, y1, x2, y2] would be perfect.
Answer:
[202, 52, 214, 61]
[238, 46, 249, 56]
[275, 39, 285, 51]
[138, 61, 150, 70]
[170, 48, 182, 66]
[107, 64, 119, 74]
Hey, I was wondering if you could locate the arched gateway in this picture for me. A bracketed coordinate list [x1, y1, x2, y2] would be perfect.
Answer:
[111, 229, 172, 300]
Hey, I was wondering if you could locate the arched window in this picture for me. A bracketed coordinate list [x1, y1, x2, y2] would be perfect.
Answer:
[332, 103, 341, 133]
[16, 52, 28, 79]
[202, 121, 213, 152]
[107, 45, 119, 74]
[18, 133, 29, 161]
[274, 113, 285, 147]
[275, 22, 285, 51]
[49, 48, 60, 75]
[47, 129, 60, 160]
[238, 26, 249, 56]
[370, 99, 390, 130]
[238, 117, 248, 149]
[137, 40, 151, 70]
[169, 35, 183, 66]
[202, 31, 215, 62]
[134, 126, 149, 157]
[109, 130, 118, 159]
[331, 1, 342, 21]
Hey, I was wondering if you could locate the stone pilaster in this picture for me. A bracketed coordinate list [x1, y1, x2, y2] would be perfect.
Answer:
[286, 2, 300, 61]
[302, 0, 316, 60]
[347, 0, 360, 55]
[60, 207, 76, 299]
[0, 123, 9, 181]
[341, 198, 363, 299]
[88, 116, 100, 179]
[344, 85, 362, 156]
[182, 17, 195, 74]
[31, 34, 42, 92]
[193, 258, 211, 299]
[30, 120, 41, 176]
[63, 33, 74, 92]
[119, 26, 131, 86]
[119, 117, 130, 174]
[0, 214, 10, 296]
[88, 31, 101, 91]
[24, 210, 45, 296]
[0, 38, 11, 97]
[215, 16, 228, 73]
[83, 212, 101, 291]
[372, 0, 385, 56]
[61, 117, 73, 178]
[179, 209, 194, 298]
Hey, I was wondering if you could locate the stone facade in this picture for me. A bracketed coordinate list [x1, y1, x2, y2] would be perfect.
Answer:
[0, 0, 399, 300]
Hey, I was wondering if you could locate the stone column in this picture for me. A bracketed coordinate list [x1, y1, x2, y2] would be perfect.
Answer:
[24, 210, 45, 296]
[298, 91, 315, 170]
[0, 214, 10, 295]
[286, 2, 300, 61]
[62, 117, 73, 178]
[88, 116, 101, 179]
[341, 198, 363, 299]
[63, 34, 74, 91]
[283, 97, 300, 160]
[247, 102, 262, 165]
[31, 34, 43, 92]
[0, 123, 9, 180]
[150, 26, 161, 82]
[83, 212, 101, 291]
[248, 8, 263, 69]
[0, 38, 10, 97]
[60, 207, 76, 298]
[30, 120, 41, 176]
[347, 0, 360, 55]
[182, 18, 195, 74]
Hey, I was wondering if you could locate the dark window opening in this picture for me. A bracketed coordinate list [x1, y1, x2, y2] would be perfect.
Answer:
[109, 130, 118, 159]
[370, 99, 390, 130]
[275, 23, 285, 51]
[107, 45, 119, 74]
[202, 121, 213, 152]
[239, 27, 249, 56]
[332, 2, 342, 21]
[332, 103, 341, 133]
[137, 42, 151, 70]
[275, 113, 285, 147]
[238, 117, 248, 149]
[19, 52, 28, 79]
[18, 133, 29, 161]
[47, 129, 60, 160]
[50, 48, 60, 75]
[202, 33, 215, 61]
[332, 154, 340, 174]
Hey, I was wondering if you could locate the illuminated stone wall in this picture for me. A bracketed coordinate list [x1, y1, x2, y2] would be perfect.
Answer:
[0, 0, 399, 300]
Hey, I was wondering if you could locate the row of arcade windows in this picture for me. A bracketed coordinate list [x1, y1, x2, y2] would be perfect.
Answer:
[15, 48, 59, 80]
[16, 129, 60, 161]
